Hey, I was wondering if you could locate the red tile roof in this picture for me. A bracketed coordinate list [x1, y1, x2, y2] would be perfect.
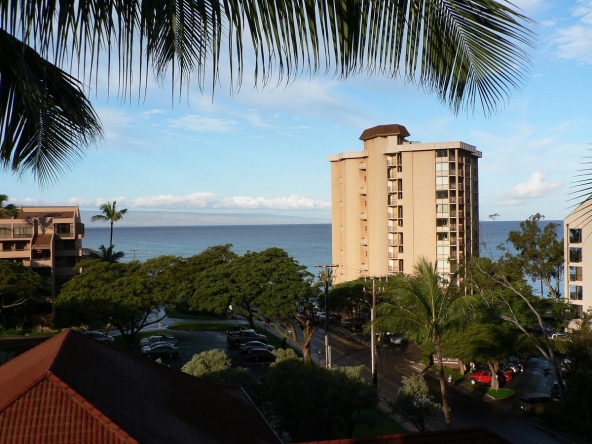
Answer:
[0, 330, 281, 444]
[296, 427, 513, 444]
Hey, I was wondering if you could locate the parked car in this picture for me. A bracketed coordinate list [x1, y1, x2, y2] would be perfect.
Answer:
[340, 317, 365, 330]
[227, 330, 268, 346]
[389, 336, 408, 346]
[83, 331, 115, 344]
[227, 325, 250, 335]
[468, 370, 492, 385]
[239, 341, 275, 353]
[501, 361, 521, 373]
[138, 334, 178, 347]
[317, 312, 338, 323]
[140, 343, 180, 359]
[518, 393, 553, 412]
[497, 368, 513, 382]
[246, 348, 276, 363]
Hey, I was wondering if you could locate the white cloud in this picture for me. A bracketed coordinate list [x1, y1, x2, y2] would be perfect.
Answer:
[216, 194, 331, 210]
[510, 171, 563, 198]
[168, 115, 238, 132]
[550, 1, 592, 64]
[66, 192, 330, 212]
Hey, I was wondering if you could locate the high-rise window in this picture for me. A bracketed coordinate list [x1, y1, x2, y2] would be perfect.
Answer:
[570, 285, 583, 300]
[570, 248, 582, 263]
[569, 228, 582, 244]
[570, 266, 583, 281]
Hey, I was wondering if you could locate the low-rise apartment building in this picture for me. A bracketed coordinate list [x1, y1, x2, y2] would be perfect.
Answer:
[0, 206, 85, 303]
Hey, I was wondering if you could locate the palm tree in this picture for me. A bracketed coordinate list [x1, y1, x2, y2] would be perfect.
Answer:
[1, 1, 533, 185]
[0, 194, 18, 217]
[376, 258, 479, 429]
[91, 201, 128, 247]
[97, 244, 125, 263]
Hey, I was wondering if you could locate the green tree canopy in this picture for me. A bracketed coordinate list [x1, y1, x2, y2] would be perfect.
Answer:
[56, 259, 170, 348]
[1, 1, 533, 184]
[0, 261, 49, 330]
[501, 213, 564, 299]
[261, 359, 377, 441]
[387, 373, 439, 432]
[191, 247, 319, 362]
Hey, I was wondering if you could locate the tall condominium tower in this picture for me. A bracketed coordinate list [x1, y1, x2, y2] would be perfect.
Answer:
[329, 124, 481, 284]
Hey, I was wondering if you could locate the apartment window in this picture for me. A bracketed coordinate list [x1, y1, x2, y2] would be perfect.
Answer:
[437, 246, 450, 255]
[13, 225, 32, 238]
[569, 228, 582, 244]
[437, 218, 448, 227]
[399, 259, 404, 272]
[572, 304, 584, 319]
[570, 266, 583, 281]
[436, 204, 449, 214]
[436, 190, 448, 199]
[437, 232, 449, 241]
[398, 206, 403, 218]
[55, 223, 73, 235]
[570, 285, 583, 300]
[436, 150, 448, 158]
[436, 177, 449, 188]
[435, 162, 449, 173]
[0, 224, 10, 238]
[397, 179, 403, 192]
[570, 247, 582, 263]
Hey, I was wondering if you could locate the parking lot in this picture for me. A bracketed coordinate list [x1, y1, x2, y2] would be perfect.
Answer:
[151, 329, 273, 375]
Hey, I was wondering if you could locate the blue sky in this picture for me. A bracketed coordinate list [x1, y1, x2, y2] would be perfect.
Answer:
[2, 0, 592, 223]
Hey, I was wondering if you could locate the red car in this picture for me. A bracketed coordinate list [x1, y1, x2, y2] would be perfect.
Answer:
[498, 368, 513, 382]
[468, 370, 492, 385]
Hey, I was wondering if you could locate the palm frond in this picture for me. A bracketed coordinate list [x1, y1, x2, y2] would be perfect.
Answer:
[0, 30, 102, 186]
[1, 0, 534, 183]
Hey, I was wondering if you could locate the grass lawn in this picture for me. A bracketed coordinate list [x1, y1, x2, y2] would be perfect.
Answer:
[487, 388, 515, 399]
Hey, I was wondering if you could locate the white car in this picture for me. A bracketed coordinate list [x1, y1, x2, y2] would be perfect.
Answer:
[83, 331, 115, 344]
[239, 341, 275, 353]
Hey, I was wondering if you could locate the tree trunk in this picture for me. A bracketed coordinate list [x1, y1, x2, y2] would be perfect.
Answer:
[488, 362, 499, 390]
[434, 338, 452, 429]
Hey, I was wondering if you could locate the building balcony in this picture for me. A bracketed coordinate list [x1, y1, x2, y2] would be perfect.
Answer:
[359, 162, 366, 170]
[359, 187, 367, 195]
[0, 249, 30, 258]
[359, 213, 367, 220]
[360, 263, 368, 271]
[388, 226, 397, 233]
[31, 259, 52, 267]
[360, 238, 367, 246]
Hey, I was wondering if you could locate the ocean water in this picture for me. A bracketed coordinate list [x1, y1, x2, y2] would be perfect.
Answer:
[83, 220, 563, 274]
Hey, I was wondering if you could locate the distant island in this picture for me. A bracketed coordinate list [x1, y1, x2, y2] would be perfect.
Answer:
[81, 210, 331, 227]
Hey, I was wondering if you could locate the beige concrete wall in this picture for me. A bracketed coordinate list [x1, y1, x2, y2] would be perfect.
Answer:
[564, 200, 592, 316]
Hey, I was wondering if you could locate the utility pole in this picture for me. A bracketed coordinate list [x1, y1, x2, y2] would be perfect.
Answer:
[363, 276, 385, 387]
[315, 264, 339, 368]
[130, 249, 138, 260]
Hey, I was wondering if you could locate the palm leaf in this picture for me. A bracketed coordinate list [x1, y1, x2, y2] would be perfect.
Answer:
[1, 0, 534, 183]
[0, 30, 102, 185]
